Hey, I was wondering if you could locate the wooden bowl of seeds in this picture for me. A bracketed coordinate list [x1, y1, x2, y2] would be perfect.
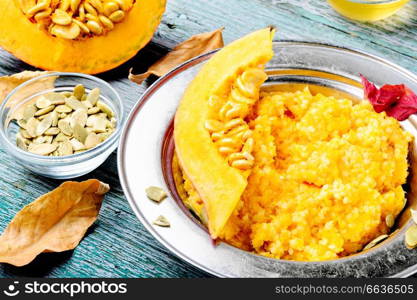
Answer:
[0, 72, 124, 179]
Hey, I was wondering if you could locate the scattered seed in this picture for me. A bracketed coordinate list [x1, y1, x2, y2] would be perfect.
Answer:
[153, 215, 170, 227]
[405, 224, 417, 249]
[363, 234, 389, 251]
[145, 186, 167, 203]
[34, 105, 55, 116]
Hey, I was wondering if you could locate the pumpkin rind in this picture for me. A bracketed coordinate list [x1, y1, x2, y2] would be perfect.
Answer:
[174, 28, 274, 238]
[0, 0, 166, 74]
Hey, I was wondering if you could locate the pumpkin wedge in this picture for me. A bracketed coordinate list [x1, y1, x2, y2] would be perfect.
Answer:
[0, 0, 166, 74]
[174, 28, 274, 238]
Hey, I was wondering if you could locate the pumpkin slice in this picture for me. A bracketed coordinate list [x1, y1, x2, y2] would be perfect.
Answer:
[174, 28, 274, 238]
[0, 0, 166, 74]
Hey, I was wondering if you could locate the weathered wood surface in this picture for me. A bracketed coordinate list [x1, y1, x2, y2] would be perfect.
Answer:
[0, 0, 416, 278]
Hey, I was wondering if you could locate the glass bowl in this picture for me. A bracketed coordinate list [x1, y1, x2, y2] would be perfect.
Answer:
[0, 72, 124, 179]
[328, 0, 410, 21]
[119, 41, 417, 277]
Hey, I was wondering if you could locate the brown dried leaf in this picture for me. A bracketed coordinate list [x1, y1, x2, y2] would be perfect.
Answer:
[0, 179, 110, 266]
[129, 28, 224, 84]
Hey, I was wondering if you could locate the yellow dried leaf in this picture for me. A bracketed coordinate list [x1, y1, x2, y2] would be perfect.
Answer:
[0, 71, 56, 121]
[129, 28, 224, 84]
[0, 179, 110, 266]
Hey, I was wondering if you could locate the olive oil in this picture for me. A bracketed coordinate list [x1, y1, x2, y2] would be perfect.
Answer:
[328, 0, 409, 21]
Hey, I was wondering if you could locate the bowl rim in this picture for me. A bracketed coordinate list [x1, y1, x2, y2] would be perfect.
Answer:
[333, 0, 407, 4]
[118, 40, 417, 278]
[0, 72, 124, 163]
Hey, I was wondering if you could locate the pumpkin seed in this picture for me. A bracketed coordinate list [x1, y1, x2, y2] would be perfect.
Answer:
[54, 132, 70, 143]
[16, 134, 28, 150]
[73, 84, 85, 100]
[66, 96, 86, 110]
[70, 108, 88, 128]
[44, 127, 60, 136]
[97, 132, 111, 142]
[405, 224, 417, 249]
[59, 112, 68, 119]
[70, 138, 85, 151]
[88, 0, 103, 13]
[73, 123, 88, 143]
[34, 105, 55, 116]
[86, 20, 102, 35]
[99, 15, 114, 30]
[109, 10, 125, 23]
[28, 143, 57, 156]
[145, 186, 167, 203]
[50, 22, 81, 39]
[61, 91, 73, 98]
[363, 234, 389, 251]
[57, 140, 73, 156]
[58, 119, 73, 136]
[36, 112, 53, 136]
[23, 104, 37, 121]
[84, 132, 101, 149]
[17, 119, 27, 129]
[92, 116, 107, 133]
[36, 96, 52, 109]
[27, 1, 49, 17]
[45, 135, 53, 144]
[59, 0, 71, 11]
[97, 100, 114, 117]
[52, 9, 72, 25]
[34, 9, 52, 22]
[45, 92, 66, 105]
[114, 0, 132, 11]
[55, 104, 73, 113]
[84, 2, 97, 15]
[78, 5, 86, 21]
[86, 88, 100, 105]
[87, 107, 100, 115]
[33, 135, 46, 144]
[70, 0, 82, 12]
[20, 128, 32, 139]
[385, 214, 395, 228]
[51, 111, 59, 127]
[26, 117, 40, 137]
[153, 215, 170, 227]
[103, 1, 119, 16]
[72, 19, 90, 34]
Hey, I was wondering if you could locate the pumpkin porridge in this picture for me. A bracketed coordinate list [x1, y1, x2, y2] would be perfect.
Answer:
[173, 28, 412, 261]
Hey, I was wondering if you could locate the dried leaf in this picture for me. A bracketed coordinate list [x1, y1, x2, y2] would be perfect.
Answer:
[0, 71, 56, 122]
[129, 28, 224, 84]
[0, 179, 110, 266]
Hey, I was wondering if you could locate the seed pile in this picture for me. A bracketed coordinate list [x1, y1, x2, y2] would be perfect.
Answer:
[19, 0, 135, 40]
[16, 84, 116, 156]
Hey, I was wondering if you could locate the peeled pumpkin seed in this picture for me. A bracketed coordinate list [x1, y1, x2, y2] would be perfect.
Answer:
[16, 134, 28, 150]
[70, 138, 85, 151]
[17, 119, 27, 129]
[410, 209, 417, 224]
[86, 88, 100, 105]
[34, 105, 55, 116]
[55, 104, 72, 113]
[44, 127, 60, 136]
[36, 113, 53, 136]
[59, 112, 68, 119]
[51, 111, 59, 127]
[87, 107, 100, 115]
[84, 132, 101, 149]
[66, 97, 86, 111]
[153, 215, 170, 227]
[20, 128, 32, 139]
[36, 95, 52, 109]
[92, 117, 107, 133]
[58, 119, 73, 136]
[363, 234, 389, 251]
[145, 186, 167, 203]
[70, 109, 88, 128]
[81, 100, 93, 109]
[26, 117, 40, 137]
[28, 143, 57, 156]
[405, 224, 417, 249]
[54, 132, 69, 143]
[73, 123, 88, 143]
[97, 100, 114, 118]
[57, 140, 73, 156]
[73, 84, 85, 100]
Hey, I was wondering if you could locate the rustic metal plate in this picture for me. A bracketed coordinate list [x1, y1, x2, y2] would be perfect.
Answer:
[118, 41, 417, 277]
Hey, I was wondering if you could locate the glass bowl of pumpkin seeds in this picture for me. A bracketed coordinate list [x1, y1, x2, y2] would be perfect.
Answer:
[0, 72, 123, 179]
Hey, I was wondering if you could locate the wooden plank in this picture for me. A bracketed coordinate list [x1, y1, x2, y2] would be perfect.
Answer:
[0, 0, 416, 278]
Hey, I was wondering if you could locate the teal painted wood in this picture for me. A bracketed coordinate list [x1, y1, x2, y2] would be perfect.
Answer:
[0, 0, 416, 278]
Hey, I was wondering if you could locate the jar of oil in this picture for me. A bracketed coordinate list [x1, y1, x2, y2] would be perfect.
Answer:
[328, 0, 409, 21]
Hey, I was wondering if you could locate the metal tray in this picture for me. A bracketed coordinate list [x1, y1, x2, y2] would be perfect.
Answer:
[118, 41, 417, 277]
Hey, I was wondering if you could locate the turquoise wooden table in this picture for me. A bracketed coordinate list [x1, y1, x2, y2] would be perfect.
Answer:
[0, 0, 416, 278]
